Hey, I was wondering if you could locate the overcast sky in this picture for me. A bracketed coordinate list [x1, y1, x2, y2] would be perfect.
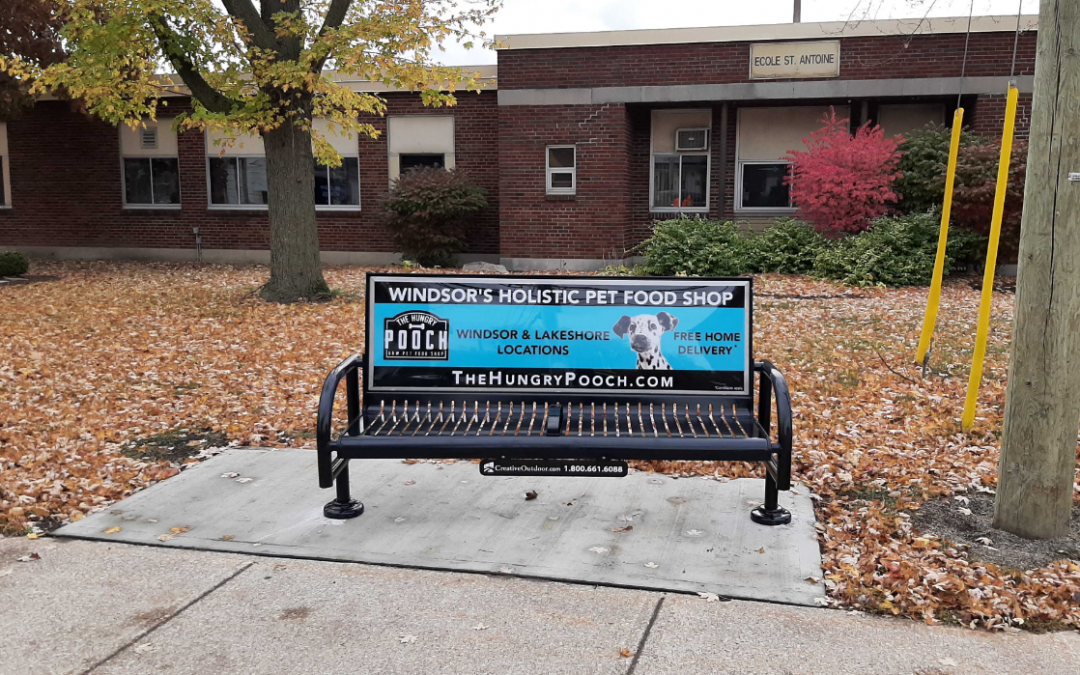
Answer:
[437, 0, 1038, 65]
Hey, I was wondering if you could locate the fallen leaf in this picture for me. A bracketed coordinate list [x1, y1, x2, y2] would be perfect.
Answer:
[399, 635, 416, 644]
[235, 477, 253, 483]
[17, 553, 40, 562]
[169, 526, 190, 534]
[221, 472, 240, 479]
[619, 648, 635, 658]
[644, 562, 659, 569]
[756, 547, 766, 554]
[805, 576, 820, 584]
[103, 526, 122, 534]
[219, 535, 235, 541]
[524, 490, 538, 500]
[156, 533, 175, 542]
[975, 536, 994, 546]
[473, 623, 487, 631]
[685, 529, 703, 537]
[957, 507, 972, 516]
[589, 546, 609, 554]
[697, 592, 720, 603]
[499, 566, 514, 574]
[814, 597, 829, 607]
[403, 480, 415, 486]
[611, 525, 633, 534]
[26, 533, 41, 540]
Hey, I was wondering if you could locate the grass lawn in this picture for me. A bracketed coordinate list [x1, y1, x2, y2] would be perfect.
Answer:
[1, 261, 1077, 630]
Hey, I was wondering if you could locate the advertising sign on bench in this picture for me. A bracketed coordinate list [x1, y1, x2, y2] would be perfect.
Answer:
[368, 275, 752, 396]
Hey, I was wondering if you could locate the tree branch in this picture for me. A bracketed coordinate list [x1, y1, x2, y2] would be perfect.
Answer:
[221, 0, 278, 51]
[311, 0, 352, 73]
[149, 15, 240, 115]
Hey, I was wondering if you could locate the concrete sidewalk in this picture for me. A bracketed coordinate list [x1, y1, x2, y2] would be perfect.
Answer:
[2, 536, 1078, 675]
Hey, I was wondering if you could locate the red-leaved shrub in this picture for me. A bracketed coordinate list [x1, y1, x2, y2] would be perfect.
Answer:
[785, 109, 903, 234]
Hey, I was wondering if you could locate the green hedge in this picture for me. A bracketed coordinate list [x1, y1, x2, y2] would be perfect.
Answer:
[0, 251, 29, 277]
[636, 215, 986, 287]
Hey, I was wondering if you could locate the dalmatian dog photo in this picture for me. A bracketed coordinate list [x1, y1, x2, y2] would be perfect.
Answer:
[612, 312, 679, 370]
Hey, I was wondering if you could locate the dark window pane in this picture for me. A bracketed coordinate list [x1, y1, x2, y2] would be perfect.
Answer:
[550, 172, 573, 189]
[150, 158, 180, 204]
[313, 162, 329, 206]
[329, 158, 360, 206]
[742, 163, 791, 208]
[400, 154, 444, 171]
[652, 155, 679, 208]
[679, 155, 708, 208]
[209, 157, 237, 204]
[548, 147, 575, 168]
[124, 158, 153, 204]
[238, 157, 268, 204]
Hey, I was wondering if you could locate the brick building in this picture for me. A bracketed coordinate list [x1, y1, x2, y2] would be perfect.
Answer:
[0, 14, 1037, 270]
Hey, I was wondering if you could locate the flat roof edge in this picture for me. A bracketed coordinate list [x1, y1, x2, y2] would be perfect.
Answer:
[496, 14, 1038, 51]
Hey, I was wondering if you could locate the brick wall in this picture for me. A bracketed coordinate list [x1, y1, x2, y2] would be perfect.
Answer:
[498, 31, 1037, 90]
[498, 103, 630, 260]
[0, 91, 500, 255]
[972, 93, 1033, 140]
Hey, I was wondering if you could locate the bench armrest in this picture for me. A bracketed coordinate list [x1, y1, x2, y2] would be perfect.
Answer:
[317, 353, 364, 488]
[755, 360, 792, 490]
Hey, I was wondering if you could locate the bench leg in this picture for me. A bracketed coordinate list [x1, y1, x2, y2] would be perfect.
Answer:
[750, 473, 791, 526]
[323, 460, 365, 519]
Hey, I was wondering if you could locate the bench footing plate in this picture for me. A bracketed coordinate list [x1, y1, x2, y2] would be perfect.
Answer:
[750, 505, 792, 526]
[324, 499, 365, 519]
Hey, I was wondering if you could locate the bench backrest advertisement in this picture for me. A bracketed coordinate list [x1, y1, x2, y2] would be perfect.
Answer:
[366, 274, 752, 396]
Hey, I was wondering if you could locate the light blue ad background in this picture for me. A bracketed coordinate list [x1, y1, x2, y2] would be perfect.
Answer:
[372, 303, 746, 372]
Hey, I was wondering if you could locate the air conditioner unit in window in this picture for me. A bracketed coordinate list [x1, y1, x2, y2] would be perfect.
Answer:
[675, 128, 709, 152]
[140, 128, 158, 150]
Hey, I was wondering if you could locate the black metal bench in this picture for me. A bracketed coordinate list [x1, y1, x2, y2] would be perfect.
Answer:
[316, 273, 794, 525]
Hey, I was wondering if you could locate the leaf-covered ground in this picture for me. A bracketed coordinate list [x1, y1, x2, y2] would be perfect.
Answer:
[1, 262, 1077, 630]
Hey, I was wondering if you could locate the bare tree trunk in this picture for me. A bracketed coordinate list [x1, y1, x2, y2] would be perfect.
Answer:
[993, 0, 1080, 539]
[259, 120, 329, 302]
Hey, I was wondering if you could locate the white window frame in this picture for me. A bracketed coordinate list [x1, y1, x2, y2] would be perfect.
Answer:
[734, 160, 795, 213]
[734, 106, 831, 215]
[649, 109, 711, 214]
[313, 156, 362, 211]
[120, 157, 182, 209]
[545, 145, 576, 195]
[205, 155, 270, 210]
[119, 123, 180, 210]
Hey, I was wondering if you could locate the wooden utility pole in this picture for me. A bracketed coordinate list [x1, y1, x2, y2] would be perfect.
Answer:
[994, 0, 1080, 539]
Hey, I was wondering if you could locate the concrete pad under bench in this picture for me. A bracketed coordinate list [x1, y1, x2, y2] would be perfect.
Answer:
[55, 448, 824, 607]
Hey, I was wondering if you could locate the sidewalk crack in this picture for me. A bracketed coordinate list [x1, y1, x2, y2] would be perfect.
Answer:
[80, 560, 254, 674]
[626, 595, 665, 675]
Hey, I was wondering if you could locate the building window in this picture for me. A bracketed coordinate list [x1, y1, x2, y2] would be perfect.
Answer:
[546, 146, 576, 194]
[652, 154, 708, 209]
[400, 154, 445, 172]
[740, 162, 791, 209]
[735, 105, 848, 212]
[123, 158, 180, 205]
[388, 116, 455, 181]
[314, 157, 360, 207]
[650, 110, 711, 213]
[120, 120, 180, 208]
[208, 157, 268, 205]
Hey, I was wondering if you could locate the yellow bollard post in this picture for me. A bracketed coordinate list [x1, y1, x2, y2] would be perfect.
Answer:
[915, 108, 965, 365]
[962, 85, 1018, 432]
